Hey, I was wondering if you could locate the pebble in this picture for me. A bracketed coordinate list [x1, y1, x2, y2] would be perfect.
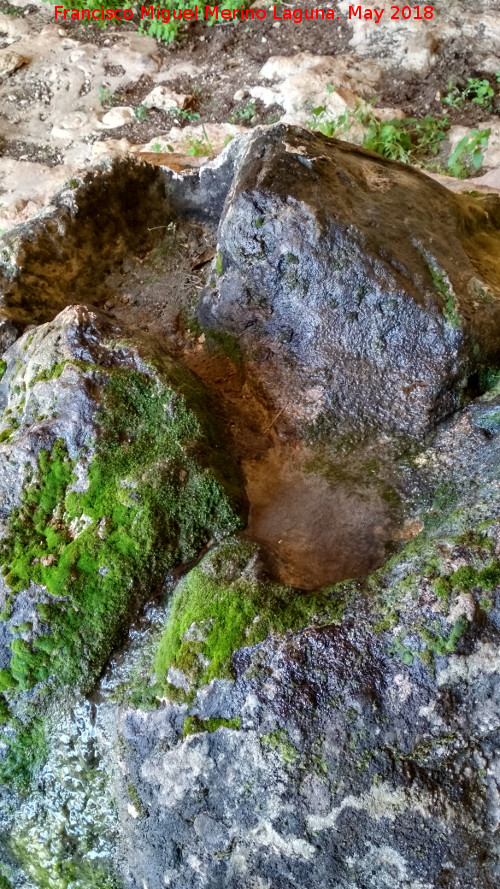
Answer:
[101, 106, 136, 129]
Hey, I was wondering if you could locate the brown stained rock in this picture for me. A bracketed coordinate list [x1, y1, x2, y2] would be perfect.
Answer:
[198, 123, 500, 440]
[0, 50, 30, 82]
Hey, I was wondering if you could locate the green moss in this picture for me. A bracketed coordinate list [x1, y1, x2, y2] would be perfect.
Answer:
[477, 561, 500, 590]
[32, 361, 69, 384]
[0, 367, 241, 699]
[0, 875, 12, 889]
[425, 257, 461, 329]
[431, 480, 459, 512]
[10, 845, 121, 889]
[182, 715, 241, 736]
[390, 635, 415, 666]
[206, 330, 243, 367]
[0, 696, 11, 723]
[0, 717, 48, 791]
[31, 358, 96, 385]
[372, 611, 398, 633]
[154, 540, 346, 695]
[254, 218, 264, 228]
[432, 577, 451, 602]
[479, 595, 493, 612]
[215, 250, 223, 275]
[449, 565, 478, 590]
[0, 359, 6, 381]
[479, 367, 500, 397]
[186, 316, 203, 338]
[419, 616, 468, 656]
[126, 782, 146, 817]
[261, 729, 298, 764]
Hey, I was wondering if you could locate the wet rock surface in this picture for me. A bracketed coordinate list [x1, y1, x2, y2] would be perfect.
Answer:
[198, 124, 500, 440]
[112, 383, 500, 889]
[0, 134, 498, 889]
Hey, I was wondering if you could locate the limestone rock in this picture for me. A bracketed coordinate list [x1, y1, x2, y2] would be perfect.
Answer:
[198, 123, 500, 440]
[253, 52, 380, 125]
[0, 50, 30, 81]
[101, 106, 136, 129]
[142, 85, 188, 113]
[0, 159, 169, 326]
[448, 121, 500, 172]
[114, 381, 500, 887]
[0, 304, 242, 689]
[0, 319, 18, 354]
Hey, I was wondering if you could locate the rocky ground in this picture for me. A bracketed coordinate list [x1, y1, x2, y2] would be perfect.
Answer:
[0, 0, 499, 230]
[0, 3, 499, 889]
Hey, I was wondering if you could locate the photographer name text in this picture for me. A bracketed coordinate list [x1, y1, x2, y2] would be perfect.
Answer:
[53, 5, 435, 23]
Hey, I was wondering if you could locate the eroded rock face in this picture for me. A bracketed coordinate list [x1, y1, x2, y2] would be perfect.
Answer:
[198, 124, 500, 439]
[0, 304, 243, 881]
[0, 134, 499, 889]
[112, 383, 500, 889]
[0, 303, 242, 684]
[0, 159, 169, 328]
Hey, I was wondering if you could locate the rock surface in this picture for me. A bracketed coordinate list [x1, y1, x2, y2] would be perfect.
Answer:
[76, 378, 500, 889]
[198, 124, 500, 439]
[0, 128, 499, 889]
[1, 0, 499, 229]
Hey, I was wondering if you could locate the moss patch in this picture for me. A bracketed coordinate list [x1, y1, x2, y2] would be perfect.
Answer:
[10, 847, 121, 889]
[0, 717, 48, 792]
[153, 540, 346, 697]
[261, 729, 298, 764]
[0, 359, 7, 381]
[0, 363, 242, 790]
[182, 715, 241, 736]
[421, 251, 461, 329]
[205, 329, 243, 367]
[127, 782, 146, 817]
[368, 500, 500, 666]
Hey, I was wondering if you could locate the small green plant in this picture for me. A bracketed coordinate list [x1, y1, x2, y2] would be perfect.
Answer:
[0, 359, 6, 381]
[169, 107, 200, 122]
[230, 101, 256, 125]
[308, 100, 449, 167]
[443, 77, 496, 110]
[135, 105, 149, 121]
[187, 137, 211, 156]
[447, 128, 491, 178]
[98, 86, 112, 106]
[187, 124, 214, 157]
